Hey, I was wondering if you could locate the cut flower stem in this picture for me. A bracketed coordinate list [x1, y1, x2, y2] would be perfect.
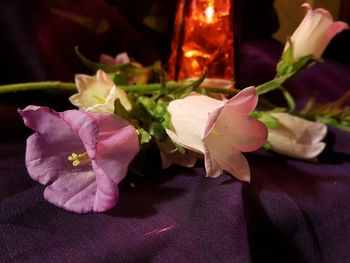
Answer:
[0, 82, 240, 96]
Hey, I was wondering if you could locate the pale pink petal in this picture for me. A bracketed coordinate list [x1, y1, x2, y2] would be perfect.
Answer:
[205, 145, 250, 182]
[205, 87, 267, 152]
[203, 146, 222, 178]
[327, 21, 349, 40]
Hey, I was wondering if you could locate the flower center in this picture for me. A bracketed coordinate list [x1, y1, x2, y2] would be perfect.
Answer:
[68, 152, 89, 166]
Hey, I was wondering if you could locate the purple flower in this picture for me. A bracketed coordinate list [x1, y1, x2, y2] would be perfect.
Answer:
[19, 106, 139, 213]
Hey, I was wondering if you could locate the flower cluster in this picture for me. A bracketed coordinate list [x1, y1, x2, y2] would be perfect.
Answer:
[3, 4, 348, 213]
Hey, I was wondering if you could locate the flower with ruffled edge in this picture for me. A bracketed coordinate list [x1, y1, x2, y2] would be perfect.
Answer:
[166, 87, 268, 182]
[19, 106, 139, 213]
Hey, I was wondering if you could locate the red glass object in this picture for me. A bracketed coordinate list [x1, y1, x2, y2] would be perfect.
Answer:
[168, 0, 235, 83]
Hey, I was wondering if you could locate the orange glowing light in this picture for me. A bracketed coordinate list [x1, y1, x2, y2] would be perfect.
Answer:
[168, 0, 235, 84]
[204, 6, 215, 23]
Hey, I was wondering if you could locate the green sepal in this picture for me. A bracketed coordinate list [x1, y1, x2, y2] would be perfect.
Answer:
[175, 143, 186, 155]
[262, 141, 272, 151]
[149, 122, 167, 141]
[276, 41, 294, 76]
[252, 111, 279, 129]
[138, 128, 152, 144]
[276, 40, 318, 77]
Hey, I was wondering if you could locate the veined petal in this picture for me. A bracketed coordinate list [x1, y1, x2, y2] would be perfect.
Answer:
[205, 145, 250, 182]
[19, 106, 85, 185]
[89, 112, 139, 183]
[20, 106, 140, 213]
[205, 87, 267, 153]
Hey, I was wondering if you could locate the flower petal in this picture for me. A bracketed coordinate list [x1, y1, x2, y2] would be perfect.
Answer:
[19, 106, 85, 185]
[89, 112, 140, 185]
[205, 87, 267, 153]
[204, 144, 250, 182]
[166, 94, 224, 153]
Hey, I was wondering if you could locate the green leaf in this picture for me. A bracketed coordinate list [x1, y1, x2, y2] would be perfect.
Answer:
[149, 122, 167, 141]
[189, 71, 207, 91]
[159, 76, 167, 95]
[138, 128, 152, 144]
[114, 98, 130, 120]
[112, 73, 127, 85]
[176, 86, 194, 99]
[279, 86, 296, 112]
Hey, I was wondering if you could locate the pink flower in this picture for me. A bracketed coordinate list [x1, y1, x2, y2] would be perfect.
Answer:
[100, 52, 131, 66]
[166, 87, 268, 182]
[19, 106, 139, 213]
[287, 3, 348, 60]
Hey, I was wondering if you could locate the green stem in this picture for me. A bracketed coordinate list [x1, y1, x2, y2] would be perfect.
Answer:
[0, 82, 77, 94]
[0, 81, 239, 96]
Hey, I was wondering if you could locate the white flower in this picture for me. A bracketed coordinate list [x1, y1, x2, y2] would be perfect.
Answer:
[286, 3, 348, 60]
[267, 113, 327, 159]
[69, 70, 131, 113]
[166, 87, 268, 181]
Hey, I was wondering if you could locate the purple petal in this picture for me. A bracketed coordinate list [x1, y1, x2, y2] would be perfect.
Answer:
[19, 106, 85, 185]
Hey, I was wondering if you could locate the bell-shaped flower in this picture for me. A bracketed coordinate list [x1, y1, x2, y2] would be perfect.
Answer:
[69, 70, 131, 113]
[166, 87, 268, 182]
[19, 106, 139, 213]
[267, 113, 327, 159]
[287, 3, 348, 60]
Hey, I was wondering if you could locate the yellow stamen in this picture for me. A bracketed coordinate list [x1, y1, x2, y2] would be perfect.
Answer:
[68, 152, 89, 167]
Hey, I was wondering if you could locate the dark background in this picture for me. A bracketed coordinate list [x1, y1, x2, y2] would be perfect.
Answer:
[0, 0, 349, 140]
[0, 0, 348, 84]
